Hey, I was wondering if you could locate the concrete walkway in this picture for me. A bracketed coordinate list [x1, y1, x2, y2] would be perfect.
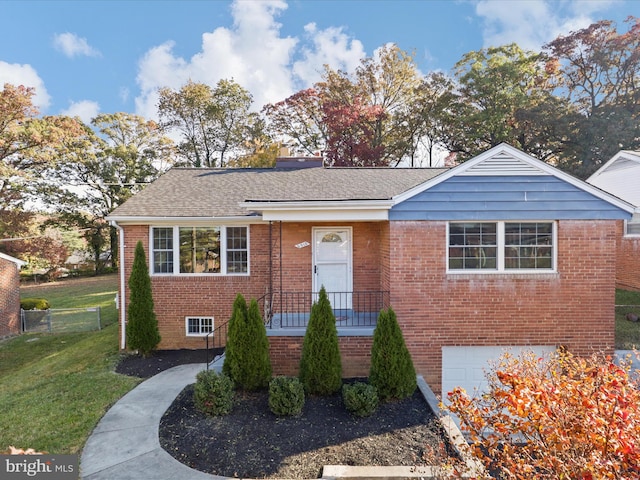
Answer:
[80, 363, 222, 480]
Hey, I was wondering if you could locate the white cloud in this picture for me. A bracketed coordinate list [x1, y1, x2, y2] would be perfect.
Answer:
[53, 32, 101, 58]
[474, 0, 616, 52]
[60, 100, 100, 123]
[292, 23, 365, 85]
[134, 0, 367, 119]
[0, 61, 51, 111]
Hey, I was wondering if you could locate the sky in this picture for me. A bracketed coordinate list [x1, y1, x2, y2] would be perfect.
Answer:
[1, 0, 639, 124]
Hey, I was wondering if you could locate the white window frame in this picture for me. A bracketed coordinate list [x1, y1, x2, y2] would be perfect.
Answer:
[447, 221, 557, 274]
[185, 316, 214, 336]
[150, 225, 249, 276]
[624, 213, 640, 237]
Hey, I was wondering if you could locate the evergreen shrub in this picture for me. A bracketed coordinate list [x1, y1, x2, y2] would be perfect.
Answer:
[126, 241, 160, 357]
[235, 298, 272, 390]
[193, 370, 234, 416]
[268, 376, 305, 416]
[222, 293, 247, 380]
[342, 382, 378, 417]
[369, 307, 416, 401]
[299, 286, 342, 395]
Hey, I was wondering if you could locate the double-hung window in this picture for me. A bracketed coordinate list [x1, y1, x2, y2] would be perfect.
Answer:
[151, 226, 248, 275]
[448, 222, 555, 272]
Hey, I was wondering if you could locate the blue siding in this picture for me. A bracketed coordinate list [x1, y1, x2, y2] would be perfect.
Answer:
[390, 175, 632, 221]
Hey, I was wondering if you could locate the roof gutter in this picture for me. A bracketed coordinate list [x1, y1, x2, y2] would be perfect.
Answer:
[110, 220, 127, 350]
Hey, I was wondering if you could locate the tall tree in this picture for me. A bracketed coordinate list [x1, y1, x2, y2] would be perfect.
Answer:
[158, 79, 256, 167]
[544, 16, 640, 177]
[443, 44, 568, 162]
[0, 83, 85, 261]
[45, 113, 174, 269]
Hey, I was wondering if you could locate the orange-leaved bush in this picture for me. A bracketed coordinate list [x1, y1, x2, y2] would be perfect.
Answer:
[445, 350, 640, 480]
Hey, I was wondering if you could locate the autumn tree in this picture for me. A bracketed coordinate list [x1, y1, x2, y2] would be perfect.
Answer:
[0, 83, 85, 263]
[442, 44, 572, 162]
[44, 112, 174, 269]
[262, 88, 326, 156]
[266, 45, 440, 167]
[446, 350, 640, 479]
[158, 79, 258, 167]
[544, 16, 640, 177]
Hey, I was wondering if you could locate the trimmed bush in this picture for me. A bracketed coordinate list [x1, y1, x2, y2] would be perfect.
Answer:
[342, 382, 378, 417]
[235, 298, 272, 390]
[20, 298, 50, 310]
[369, 307, 416, 401]
[222, 293, 247, 381]
[268, 376, 305, 416]
[126, 241, 161, 357]
[193, 370, 234, 416]
[299, 286, 342, 395]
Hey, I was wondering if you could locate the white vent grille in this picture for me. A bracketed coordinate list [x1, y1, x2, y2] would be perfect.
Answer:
[461, 152, 546, 176]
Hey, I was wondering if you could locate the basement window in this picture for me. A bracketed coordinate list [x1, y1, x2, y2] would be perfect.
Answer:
[186, 316, 214, 336]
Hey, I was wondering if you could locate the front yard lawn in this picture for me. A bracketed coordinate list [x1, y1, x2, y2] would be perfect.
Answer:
[615, 288, 640, 350]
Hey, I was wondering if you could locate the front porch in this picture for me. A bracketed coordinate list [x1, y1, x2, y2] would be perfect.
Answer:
[264, 290, 389, 334]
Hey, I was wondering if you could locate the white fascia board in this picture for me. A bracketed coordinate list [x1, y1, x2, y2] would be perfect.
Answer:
[393, 143, 636, 214]
[0, 252, 26, 267]
[587, 150, 640, 182]
[105, 215, 264, 226]
[241, 200, 393, 222]
[262, 209, 389, 221]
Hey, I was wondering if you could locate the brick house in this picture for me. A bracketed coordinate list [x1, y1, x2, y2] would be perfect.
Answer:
[0, 252, 26, 337]
[587, 150, 640, 291]
[108, 144, 634, 395]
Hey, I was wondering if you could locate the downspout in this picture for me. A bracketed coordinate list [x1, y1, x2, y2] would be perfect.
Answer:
[110, 220, 127, 350]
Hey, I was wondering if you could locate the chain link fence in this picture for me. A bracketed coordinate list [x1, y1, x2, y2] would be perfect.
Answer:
[21, 307, 102, 334]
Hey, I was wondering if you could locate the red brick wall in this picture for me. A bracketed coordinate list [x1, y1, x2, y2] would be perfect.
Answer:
[388, 220, 618, 394]
[120, 224, 271, 350]
[119, 222, 385, 350]
[0, 258, 21, 337]
[615, 220, 640, 291]
[268, 336, 373, 378]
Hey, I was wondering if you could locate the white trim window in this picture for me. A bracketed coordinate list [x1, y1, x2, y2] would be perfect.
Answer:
[151, 226, 249, 275]
[448, 221, 555, 272]
[625, 213, 640, 237]
[186, 316, 214, 336]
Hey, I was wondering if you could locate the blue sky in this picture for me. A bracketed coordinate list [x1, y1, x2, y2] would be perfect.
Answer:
[1, 0, 638, 123]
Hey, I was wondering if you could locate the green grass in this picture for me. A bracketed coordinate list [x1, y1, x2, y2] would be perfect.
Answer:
[615, 289, 640, 350]
[0, 275, 140, 454]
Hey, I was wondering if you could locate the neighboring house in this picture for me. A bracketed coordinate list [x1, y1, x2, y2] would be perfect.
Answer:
[587, 150, 640, 291]
[107, 144, 634, 395]
[0, 252, 26, 337]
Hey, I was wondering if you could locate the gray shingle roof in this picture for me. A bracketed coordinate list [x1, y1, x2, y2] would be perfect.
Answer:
[109, 167, 448, 218]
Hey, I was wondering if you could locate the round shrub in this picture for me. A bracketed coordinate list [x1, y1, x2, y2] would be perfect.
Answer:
[342, 382, 379, 417]
[269, 376, 305, 416]
[20, 298, 50, 310]
[193, 370, 234, 416]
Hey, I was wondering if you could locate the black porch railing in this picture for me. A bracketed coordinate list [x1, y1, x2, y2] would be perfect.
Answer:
[266, 290, 389, 329]
[205, 290, 389, 368]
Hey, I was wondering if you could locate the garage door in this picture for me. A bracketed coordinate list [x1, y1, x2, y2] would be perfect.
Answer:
[441, 345, 556, 402]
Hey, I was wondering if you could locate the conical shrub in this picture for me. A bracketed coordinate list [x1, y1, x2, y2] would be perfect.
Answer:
[235, 298, 272, 390]
[369, 307, 416, 401]
[299, 286, 342, 395]
[222, 293, 247, 381]
[126, 241, 161, 357]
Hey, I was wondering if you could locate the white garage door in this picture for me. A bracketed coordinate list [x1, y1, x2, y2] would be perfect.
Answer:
[441, 345, 556, 402]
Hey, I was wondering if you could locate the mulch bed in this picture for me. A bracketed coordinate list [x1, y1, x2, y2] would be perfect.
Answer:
[116, 350, 457, 479]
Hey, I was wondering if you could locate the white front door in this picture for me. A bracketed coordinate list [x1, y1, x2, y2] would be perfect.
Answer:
[313, 227, 352, 309]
